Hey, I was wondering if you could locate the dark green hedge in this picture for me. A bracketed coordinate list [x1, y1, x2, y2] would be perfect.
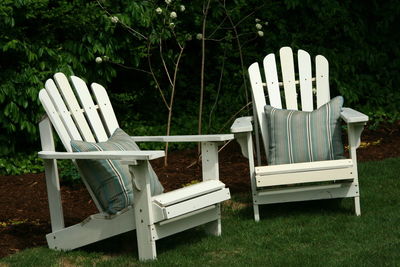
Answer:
[0, 0, 399, 155]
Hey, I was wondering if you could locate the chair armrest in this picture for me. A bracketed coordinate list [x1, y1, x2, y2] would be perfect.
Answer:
[230, 116, 253, 133]
[130, 134, 234, 143]
[341, 108, 369, 124]
[38, 150, 165, 160]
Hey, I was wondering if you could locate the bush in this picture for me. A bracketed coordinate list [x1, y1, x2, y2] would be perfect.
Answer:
[0, 0, 399, 157]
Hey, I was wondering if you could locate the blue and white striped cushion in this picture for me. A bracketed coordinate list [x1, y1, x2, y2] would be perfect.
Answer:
[71, 128, 164, 214]
[265, 96, 344, 165]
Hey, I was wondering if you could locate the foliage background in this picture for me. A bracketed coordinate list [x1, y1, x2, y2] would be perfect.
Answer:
[0, 0, 399, 156]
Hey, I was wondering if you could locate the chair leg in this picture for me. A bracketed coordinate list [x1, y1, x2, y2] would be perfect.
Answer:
[201, 142, 222, 236]
[206, 204, 222, 236]
[205, 218, 222, 236]
[205, 204, 221, 236]
[136, 223, 157, 261]
[130, 161, 157, 261]
[253, 204, 260, 222]
[354, 196, 361, 216]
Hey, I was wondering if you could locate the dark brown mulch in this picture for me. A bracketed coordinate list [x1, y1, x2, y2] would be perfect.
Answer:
[0, 122, 399, 258]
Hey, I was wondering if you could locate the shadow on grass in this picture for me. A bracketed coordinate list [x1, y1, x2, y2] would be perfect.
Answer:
[235, 197, 356, 221]
[80, 225, 210, 258]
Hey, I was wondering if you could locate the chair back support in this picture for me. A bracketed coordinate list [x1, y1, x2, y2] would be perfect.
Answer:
[39, 73, 119, 152]
[248, 47, 331, 159]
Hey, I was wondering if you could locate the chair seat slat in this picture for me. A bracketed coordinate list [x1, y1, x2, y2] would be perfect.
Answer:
[153, 180, 225, 207]
[256, 168, 353, 187]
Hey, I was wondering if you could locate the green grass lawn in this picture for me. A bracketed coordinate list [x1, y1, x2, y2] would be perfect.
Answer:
[1, 158, 399, 267]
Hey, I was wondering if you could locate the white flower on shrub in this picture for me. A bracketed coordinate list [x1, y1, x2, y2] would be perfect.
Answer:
[165, 0, 172, 4]
[255, 18, 260, 22]
[196, 33, 203, 40]
[110, 16, 119, 23]
[95, 57, 103, 64]
[180, 5, 185, 12]
[169, 22, 175, 29]
[265, 21, 269, 26]
[156, 7, 162, 14]
[256, 23, 262, 30]
[170, 11, 177, 19]
[257, 31, 264, 37]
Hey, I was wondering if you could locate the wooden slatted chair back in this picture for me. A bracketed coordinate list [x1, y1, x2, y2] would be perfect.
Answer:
[39, 73, 119, 152]
[248, 47, 331, 158]
[39, 73, 120, 212]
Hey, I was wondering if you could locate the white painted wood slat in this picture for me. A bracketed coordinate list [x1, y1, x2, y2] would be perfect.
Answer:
[53, 73, 95, 142]
[230, 116, 253, 133]
[38, 150, 166, 160]
[152, 180, 225, 207]
[255, 159, 353, 175]
[161, 188, 230, 220]
[315, 55, 330, 107]
[297, 49, 314, 111]
[130, 134, 234, 142]
[256, 168, 354, 187]
[154, 206, 219, 240]
[39, 89, 73, 151]
[279, 47, 298, 110]
[39, 117, 65, 231]
[46, 209, 136, 250]
[248, 62, 269, 157]
[263, 53, 282, 108]
[255, 182, 358, 204]
[70, 76, 108, 142]
[45, 79, 82, 141]
[340, 108, 369, 123]
[91, 83, 120, 136]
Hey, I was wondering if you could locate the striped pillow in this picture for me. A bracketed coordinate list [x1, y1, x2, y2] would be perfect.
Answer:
[71, 128, 164, 214]
[265, 96, 344, 165]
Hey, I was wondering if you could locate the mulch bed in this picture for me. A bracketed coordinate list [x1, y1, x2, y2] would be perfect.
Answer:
[1, 121, 399, 258]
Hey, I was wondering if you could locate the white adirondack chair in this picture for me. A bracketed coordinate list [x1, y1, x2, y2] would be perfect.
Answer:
[231, 47, 368, 221]
[38, 73, 233, 260]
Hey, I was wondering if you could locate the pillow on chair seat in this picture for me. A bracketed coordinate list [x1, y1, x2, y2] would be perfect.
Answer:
[71, 128, 164, 214]
[265, 96, 345, 165]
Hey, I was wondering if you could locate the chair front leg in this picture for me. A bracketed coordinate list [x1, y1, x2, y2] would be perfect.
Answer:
[347, 122, 366, 216]
[129, 161, 157, 261]
[43, 159, 65, 231]
[39, 117, 65, 232]
[244, 132, 259, 222]
[201, 142, 221, 236]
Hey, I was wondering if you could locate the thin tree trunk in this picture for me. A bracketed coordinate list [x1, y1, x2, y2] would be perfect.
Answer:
[164, 46, 185, 166]
[198, 0, 211, 154]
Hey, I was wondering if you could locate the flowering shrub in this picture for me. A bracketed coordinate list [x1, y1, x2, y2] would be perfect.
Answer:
[0, 0, 399, 156]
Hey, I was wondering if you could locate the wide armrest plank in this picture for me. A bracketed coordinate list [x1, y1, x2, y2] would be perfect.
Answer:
[131, 134, 234, 142]
[341, 107, 369, 123]
[38, 150, 165, 160]
[230, 116, 253, 133]
[152, 180, 225, 207]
